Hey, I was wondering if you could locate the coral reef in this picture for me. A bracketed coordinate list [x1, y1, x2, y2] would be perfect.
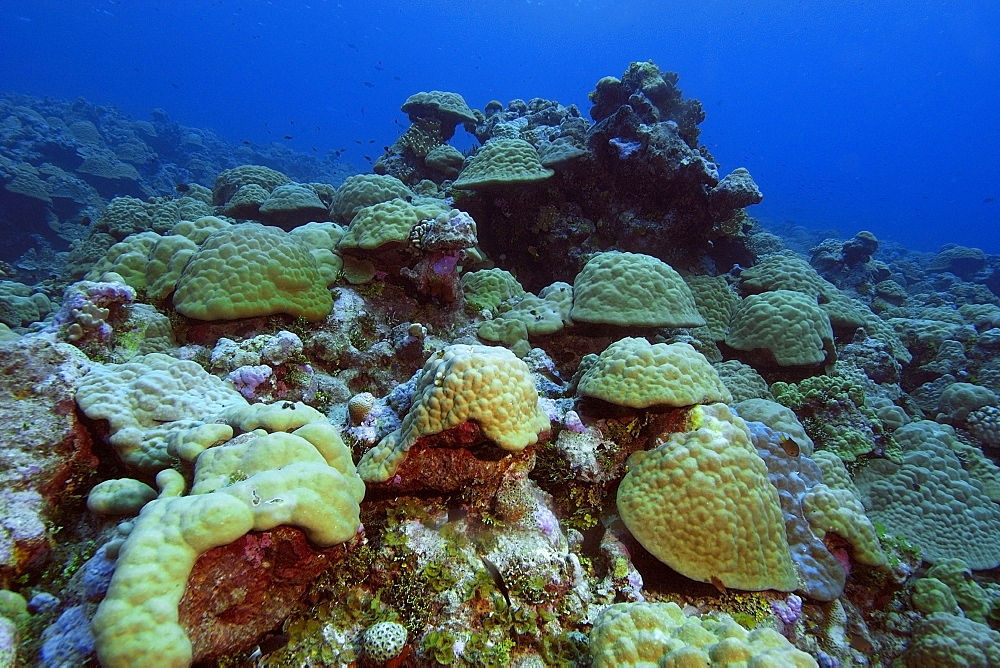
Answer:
[3, 63, 1000, 667]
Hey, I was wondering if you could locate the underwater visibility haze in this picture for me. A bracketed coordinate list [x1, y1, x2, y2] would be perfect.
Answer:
[2, 1, 1000, 667]
[3, 0, 998, 252]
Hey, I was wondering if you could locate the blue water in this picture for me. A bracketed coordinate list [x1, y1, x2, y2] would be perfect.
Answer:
[3, 0, 998, 253]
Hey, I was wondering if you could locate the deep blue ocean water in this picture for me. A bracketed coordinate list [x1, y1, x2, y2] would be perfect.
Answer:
[3, 0, 997, 253]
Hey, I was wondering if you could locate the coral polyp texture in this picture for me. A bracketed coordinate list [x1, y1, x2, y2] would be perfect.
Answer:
[356, 343, 551, 482]
[75, 352, 248, 470]
[589, 601, 817, 668]
[576, 337, 732, 408]
[725, 289, 835, 366]
[570, 251, 706, 328]
[452, 138, 554, 189]
[616, 403, 799, 592]
[172, 222, 333, 321]
[855, 420, 1000, 569]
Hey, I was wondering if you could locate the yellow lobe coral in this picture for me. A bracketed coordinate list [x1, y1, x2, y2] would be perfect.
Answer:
[589, 601, 817, 668]
[802, 483, 887, 567]
[571, 251, 706, 328]
[452, 139, 554, 189]
[357, 344, 551, 482]
[617, 403, 798, 592]
[172, 222, 332, 321]
[91, 407, 365, 668]
[725, 289, 835, 366]
[577, 337, 731, 408]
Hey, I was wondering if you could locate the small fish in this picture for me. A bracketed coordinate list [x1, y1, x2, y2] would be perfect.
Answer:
[479, 554, 511, 606]
[369, 139, 376, 143]
[312, 147, 318, 152]
[242, 140, 251, 145]
[355, 140, 362, 144]
[393, 75, 402, 81]
[847, 630, 873, 653]
[777, 434, 800, 457]
[257, 633, 290, 655]
[985, 197, 995, 204]
[248, 632, 290, 661]
[175, 183, 190, 193]
[364, 155, 372, 162]
[347, 42, 358, 50]
[363, 81, 375, 88]
[709, 576, 727, 594]
[283, 135, 293, 140]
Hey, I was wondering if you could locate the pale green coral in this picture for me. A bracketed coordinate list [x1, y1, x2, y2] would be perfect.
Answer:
[75, 352, 248, 471]
[576, 337, 731, 408]
[924, 559, 998, 624]
[91, 406, 365, 668]
[617, 403, 797, 592]
[589, 601, 816, 668]
[725, 290, 834, 367]
[903, 612, 1000, 667]
[684, 273, 739, 341]
[173, 222, 333, 321]
[337, 197, 449, 252]
[461, 268, 526, 313]
[87, 478, 158, 515]
[570, 251, 705, 328]
[771, 374, 893, 463]
[477, 282, 573, 349]
[734, 398, 814, 457]
[452, 139, 553, 189]
[855, 421, 1000, 569]
[331, 174, 413, 224]
[802, 483, 887, 566]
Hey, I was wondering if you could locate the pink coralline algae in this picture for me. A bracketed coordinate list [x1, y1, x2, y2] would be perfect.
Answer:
[53, 280, 135, 344]
[227, 364, 273, 400]
[563, 409, 587, 434]
[771, 593, 803, 626]
[400, 250, 464, 302]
